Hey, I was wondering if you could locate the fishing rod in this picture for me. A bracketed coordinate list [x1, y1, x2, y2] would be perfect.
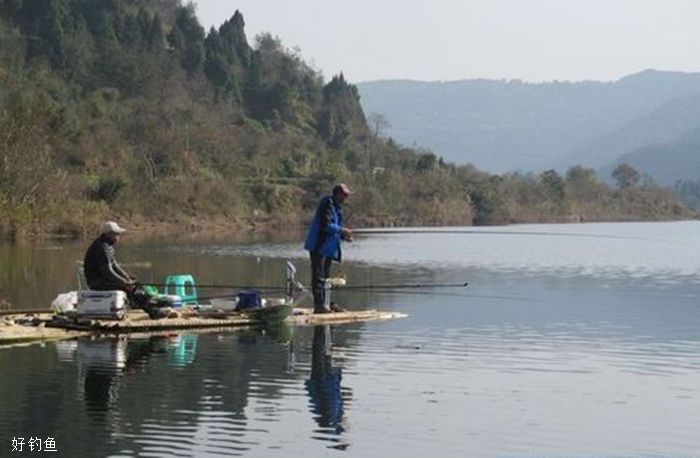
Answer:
[0, 308, 49, 317]
[335, 281, 468, 291]
[358, 289, 471, 298]
[362, 289, 538, 301]
[173, 281, 470, 291]
[146, 282, 287, 291]
[352, 227, 665, 242]
[195, 283, 469, 303]
[195, 290, 288, 302]
[0, 285, 469, 316]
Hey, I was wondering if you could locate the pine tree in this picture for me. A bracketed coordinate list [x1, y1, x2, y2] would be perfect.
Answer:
[317, 73, 367, 147]
[204, 29, 229, 89]
[219, 10, 250, 67]
[147, 13, 165, 50]
[167, 4, 205, 76]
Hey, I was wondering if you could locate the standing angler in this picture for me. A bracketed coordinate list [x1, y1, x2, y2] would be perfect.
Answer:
[304, 184, 353, 313]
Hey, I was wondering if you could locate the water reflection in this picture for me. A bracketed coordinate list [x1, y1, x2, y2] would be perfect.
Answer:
[34, 329, 314, 457]
[167, 335, 198, 367]
[80, 338, 129, 414]
[306, 325, 351, 449]
[77, 336, 198, 416]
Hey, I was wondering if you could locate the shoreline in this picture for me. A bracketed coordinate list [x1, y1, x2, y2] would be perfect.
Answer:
[2, 212, 697, 243]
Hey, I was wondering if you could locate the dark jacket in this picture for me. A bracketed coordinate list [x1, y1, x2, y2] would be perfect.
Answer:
[84, 234, 130, 289]
[304, 195, 344, 261]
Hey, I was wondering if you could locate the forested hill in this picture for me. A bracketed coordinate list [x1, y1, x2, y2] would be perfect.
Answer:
[0, 1, 694, 238]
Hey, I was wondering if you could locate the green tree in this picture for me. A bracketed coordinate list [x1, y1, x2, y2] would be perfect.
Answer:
[565, 165, 599, 200]
[16, 0, 69, 66]
[147, 13, 165, 50]
[317, 73, 367, 148]
[218, 10, 250, 67]
[541, 169, 565, 202]
[467, 176, 509, 225]
[168, 3, 205, 76]
[204, 29, 228, 87]
[416, 153, 437, 173]
[0, 88, 65, 236]
[0, 18, 25, 69]
[612, 163, 641, 189]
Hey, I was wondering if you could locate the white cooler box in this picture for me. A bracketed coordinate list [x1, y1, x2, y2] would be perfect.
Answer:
[77, 291, 128, 319]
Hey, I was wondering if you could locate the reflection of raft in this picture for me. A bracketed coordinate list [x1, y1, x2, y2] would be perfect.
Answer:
[0, 306, 407, 346]
[0, 323, 80, 346]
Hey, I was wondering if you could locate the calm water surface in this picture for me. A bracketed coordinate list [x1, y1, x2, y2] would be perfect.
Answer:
[2, 221, 700, 457]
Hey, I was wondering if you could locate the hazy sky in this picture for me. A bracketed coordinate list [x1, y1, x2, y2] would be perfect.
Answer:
[192, 0, 700, 83]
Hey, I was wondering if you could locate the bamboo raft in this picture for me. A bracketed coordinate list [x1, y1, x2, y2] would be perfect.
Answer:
[0, 306, 407, 347]
[0, 322, 80, 346]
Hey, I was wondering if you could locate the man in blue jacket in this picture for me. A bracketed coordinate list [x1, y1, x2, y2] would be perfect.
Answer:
[304, 184, 353, 313]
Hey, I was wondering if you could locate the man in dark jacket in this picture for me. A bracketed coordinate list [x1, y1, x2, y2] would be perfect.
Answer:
[304, 184, 353, 313]
[84, 221, 134, 292]
[84, 221, 170, 319]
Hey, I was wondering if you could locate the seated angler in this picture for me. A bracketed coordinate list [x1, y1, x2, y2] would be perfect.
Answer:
[83, 221, 170, 319]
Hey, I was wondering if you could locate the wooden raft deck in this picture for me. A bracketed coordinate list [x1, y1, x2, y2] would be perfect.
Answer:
[0, 323, 82, 346]
[1, 307, 407, 346]
[290, 308, 407, 325]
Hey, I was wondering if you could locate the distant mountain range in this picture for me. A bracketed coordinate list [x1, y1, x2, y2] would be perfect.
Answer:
[599, 127, 700, 186]
[357, 70, 700, 184]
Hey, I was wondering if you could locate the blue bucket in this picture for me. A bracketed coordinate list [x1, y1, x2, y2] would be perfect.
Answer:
[236, 290, 262, 311]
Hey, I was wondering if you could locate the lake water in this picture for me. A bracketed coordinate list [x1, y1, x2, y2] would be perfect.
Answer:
[2, 221, 700, 457]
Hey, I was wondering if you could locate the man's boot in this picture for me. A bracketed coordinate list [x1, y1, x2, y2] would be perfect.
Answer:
[314, 304, 331, 314]
[147, 306, 173, 319]
[329, 302, 346, 313]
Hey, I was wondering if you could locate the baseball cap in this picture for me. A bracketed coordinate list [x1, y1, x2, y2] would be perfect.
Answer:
[102, 221, 127, 234]
[333, 183, 352, 196]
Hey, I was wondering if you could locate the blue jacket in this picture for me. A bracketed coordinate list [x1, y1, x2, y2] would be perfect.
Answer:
[304, 195, 344, 261]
